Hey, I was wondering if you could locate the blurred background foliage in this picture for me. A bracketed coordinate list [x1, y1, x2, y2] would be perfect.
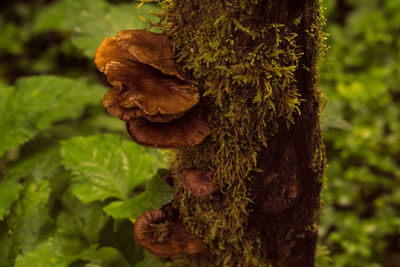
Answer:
[318, 0, 400, 266]
[0, 0, 399, 266]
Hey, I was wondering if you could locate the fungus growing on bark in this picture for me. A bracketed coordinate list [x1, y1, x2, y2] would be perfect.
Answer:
[126, 110, 210, 148]
[94, 29, 210, 147]
[102, 88, 146, 121]
[134, 208, 206, 257]
[182, 169, 218, 196]
[115, 30, 184, 79]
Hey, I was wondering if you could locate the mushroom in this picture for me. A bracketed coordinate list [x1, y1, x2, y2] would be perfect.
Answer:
[102, 88, 146, 121]
[94, 30, 210, 148]
[182, 169, 219, 196]
[115, 30, 184, 79]
[134, 208, 206, 257]
[126, 110, 211, 148]
[95, 33, 199, 121]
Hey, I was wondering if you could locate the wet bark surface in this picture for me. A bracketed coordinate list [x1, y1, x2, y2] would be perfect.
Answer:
[162, 0, 325, 265]
[249, 1, 324, 266]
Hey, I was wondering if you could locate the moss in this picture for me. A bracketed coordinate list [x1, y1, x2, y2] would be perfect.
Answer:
[160, 0, 326, 265]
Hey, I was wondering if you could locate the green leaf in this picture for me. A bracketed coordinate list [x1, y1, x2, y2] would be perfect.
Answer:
[0, 180, 22, 221]
[56, 190, 107, 245]
[34, 0, 161, 58]
[4, 147, 61, 183]
[0, 146, 61, 222]
[136, 257, 165, 267]
[103, 173, 174, 220]
[14, 235, 98, 267]
[61, 134, 155, 203]
[33, 0, 71, 33]
[0, 179, 52, 265]
[321, 100, 352, 131]
[82, 247, 131, 267]
[14, 190, 110, 267]
[0, 75, 105, 157]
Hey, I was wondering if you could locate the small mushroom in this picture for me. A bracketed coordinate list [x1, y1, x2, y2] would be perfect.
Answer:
[134, 208, 206, 257]
[182, 169, 219, 196]
[126, 111, 211, 148]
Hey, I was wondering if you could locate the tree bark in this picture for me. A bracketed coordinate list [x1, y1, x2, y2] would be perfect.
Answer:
[161, 0, 326, 266]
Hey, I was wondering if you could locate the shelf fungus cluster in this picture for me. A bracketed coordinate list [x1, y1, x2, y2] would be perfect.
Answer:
[95, 30, 210, 148]
[95, 30, 216, 258]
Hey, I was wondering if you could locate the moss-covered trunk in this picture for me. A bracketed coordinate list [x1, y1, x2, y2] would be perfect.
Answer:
[161, 0, 326, 266]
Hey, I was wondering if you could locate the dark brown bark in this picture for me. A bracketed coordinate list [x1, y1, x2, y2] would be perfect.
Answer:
[250, 1, 324, 266]
[161, 0, 326, 265]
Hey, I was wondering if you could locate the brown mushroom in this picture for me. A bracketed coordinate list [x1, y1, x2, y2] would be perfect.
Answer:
[102, 88, 146, 121]
[95, 30, 211, 148]
[102, 60, 199, 118]
[94, 30, 199, 121]
[182, 169, 219, 196]
[115, 30, 184, 79]
[134, 208, 206, 257]
[126, 110, 211, 148]
[94, 37, 137, 74]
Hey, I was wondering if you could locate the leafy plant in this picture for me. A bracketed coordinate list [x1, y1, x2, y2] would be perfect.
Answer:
[317, 0, 400, 266]
[0, 1, 169, 266]
[1, 0, 399, 266]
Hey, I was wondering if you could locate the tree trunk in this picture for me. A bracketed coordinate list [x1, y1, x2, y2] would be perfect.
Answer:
[161, 0, 326, 266]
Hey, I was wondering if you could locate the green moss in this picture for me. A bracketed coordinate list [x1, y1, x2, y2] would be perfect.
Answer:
[160, 0, 326, 265]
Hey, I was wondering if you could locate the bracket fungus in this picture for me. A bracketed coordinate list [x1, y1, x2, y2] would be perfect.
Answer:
[126, 110, 210, 148]
[134, 208, 206, 257]
[182, 169, 219, 197]
[95, 30, 210, 148]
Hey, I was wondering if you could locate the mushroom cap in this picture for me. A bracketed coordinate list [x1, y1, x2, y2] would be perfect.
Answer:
[94, 37, 137, 74]
[126, 111, 211, 148]
[134, 209, 206, 257]
[105, 60, 200, 115]
[115, 30, 184, 79]
[182, 169, 219, 196]
[102, 88, 146, 121]
[103, 59, 199, 116]
[95, 32, 200, 119]
[102, 87, 185, 123]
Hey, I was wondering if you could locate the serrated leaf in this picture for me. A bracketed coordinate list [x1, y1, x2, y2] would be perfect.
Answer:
[0, 180, 23, 221]
[34, 0, 161, 58]
[14, 235, 98, 267]
[0, 179, 52, 265]
[4, 147, 61, 183]
[0, 75, 106, 157]
[0, 146, 61, 222]
[103, 174, 174, 220]
[56, 190, 107, 245]
[61, 134, 155, 203]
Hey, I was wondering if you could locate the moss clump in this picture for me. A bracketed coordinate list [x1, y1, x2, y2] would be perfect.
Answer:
[160, 0, 326, 265]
